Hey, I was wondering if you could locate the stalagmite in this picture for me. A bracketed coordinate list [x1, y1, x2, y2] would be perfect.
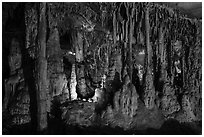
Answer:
[70, 64, 78, 100]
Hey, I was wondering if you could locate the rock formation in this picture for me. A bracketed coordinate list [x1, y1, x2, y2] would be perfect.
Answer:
[2, 2, 202, 134]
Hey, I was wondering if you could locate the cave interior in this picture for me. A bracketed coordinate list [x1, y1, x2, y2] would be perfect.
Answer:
[2, 2, 202, 135]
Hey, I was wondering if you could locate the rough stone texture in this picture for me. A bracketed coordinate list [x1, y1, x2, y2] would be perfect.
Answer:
[25, 3, 38, 59]
[175, 88, 201, 123]
[144, 69, 156, 109]
[47, 28, 66, 101]
[119, 82, 139, 117]
[75, 32, 87, 99]
[60, 77, 164, 131]
[3, 38, 24, 110]
[108, 43, 122, 81]
[9, 89, 31, 125]
[102, 80, 139, 129]
[47, 28, 64, 77]
[115, 54, 123, 79]
[174, 28, 202, 123]
[175, 94, 196, 122]
[50, 73, 69, 98]
[101, 75, 163, 130]
[75, 64, 87, 98]
[35, 3, 48, 131]
[160, 82, 180, 117]
[182, 36, 202, 122]
[103, 97, 164, 131]
[3, 69, 24, 110]
[8, 38, 22, 75]
[61, 101, 95, 127]
[130, 103, 165, 130]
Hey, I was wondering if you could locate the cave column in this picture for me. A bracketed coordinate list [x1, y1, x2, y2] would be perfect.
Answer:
[75, 31, 86, 99]
[144, 3, 155, 109]
[36, 2, 48, 131]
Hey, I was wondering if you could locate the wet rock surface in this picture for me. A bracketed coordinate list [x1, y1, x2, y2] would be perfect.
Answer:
[61, 100, 94, 126]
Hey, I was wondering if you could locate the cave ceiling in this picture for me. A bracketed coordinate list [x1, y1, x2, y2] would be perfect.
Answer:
[2, 2, 202, 25]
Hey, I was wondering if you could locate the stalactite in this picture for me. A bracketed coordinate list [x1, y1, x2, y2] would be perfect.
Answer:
[93, 50, 97, 80]
[116, 18, 119, 41]
[135, 3, 138, 23]
[159, 24, 167, 82]
[121, 21, 125, 42]
[113, 5, 117, 44]
[181, 42, 186, 89]
[170, 22, 176, 85]
[105, 46, 109, 75]
[128, 3, 134, 82]
[122, 2, 129, 78]
[121, 19, 126, 80]
[144, 3, 155, 109]
[145, 6, 151, 66]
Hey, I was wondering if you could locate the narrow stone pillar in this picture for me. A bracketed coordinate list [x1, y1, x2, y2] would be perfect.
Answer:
[36, 2, 48, 131]
[75, 32, 87, 99]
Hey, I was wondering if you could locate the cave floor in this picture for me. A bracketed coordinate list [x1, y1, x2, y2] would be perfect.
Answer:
[2, 99, 202, 135]
[3, 110, 202, 135]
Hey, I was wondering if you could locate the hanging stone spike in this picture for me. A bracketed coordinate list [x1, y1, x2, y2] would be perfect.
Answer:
[144, 3, 156, 110]
[113, 5, 117, 44]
